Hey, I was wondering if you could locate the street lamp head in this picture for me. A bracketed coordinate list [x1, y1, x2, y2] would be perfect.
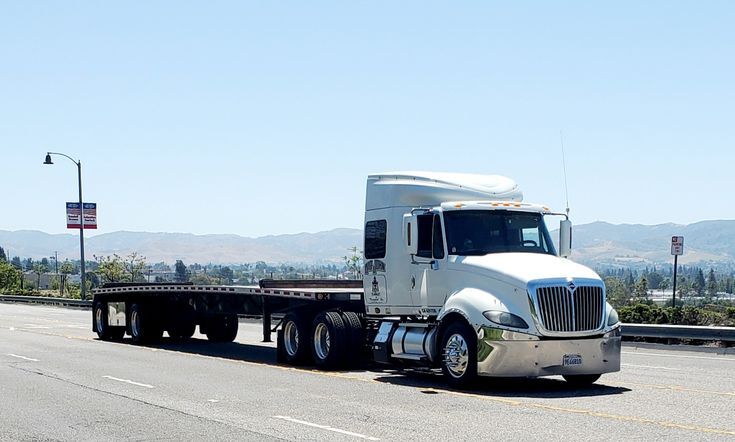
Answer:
[43, 153, 53, 165]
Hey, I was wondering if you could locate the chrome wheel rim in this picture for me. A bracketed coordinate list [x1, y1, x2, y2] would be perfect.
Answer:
[95, 306, 104, 332]
[131, 310, 141, 337]
[284, 321, 299, 357]
[314, 322, 330, 361]
[443, 333, 469, 378]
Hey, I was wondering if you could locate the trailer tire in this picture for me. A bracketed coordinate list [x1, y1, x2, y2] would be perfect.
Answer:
[281, 312, 311, 365]
[311, 311, 348, 369]
[129, 303, 163, 344]
[206, 315, 238, 342]
[94, 302, 124, 341]
[440, 321, 478, 389]
[563, 374, 601, 387]
[168, 319, 196, 340]
[340, 311, 364, 366]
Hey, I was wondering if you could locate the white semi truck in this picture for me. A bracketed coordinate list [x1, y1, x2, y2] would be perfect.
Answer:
[92, 172, 621, 387]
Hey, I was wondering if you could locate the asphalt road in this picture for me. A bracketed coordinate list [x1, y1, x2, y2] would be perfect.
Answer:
[1, 303, 734, 441]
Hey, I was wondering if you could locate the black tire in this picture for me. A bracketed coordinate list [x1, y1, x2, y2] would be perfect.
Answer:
[311, 311, 348, 369]
[168, 319, 196, 340]
[205, 314, 238, 342]
[563, 374, 601, 387]
[129, 303, 163, 344]
[340, 311, 364, 366]
[281, 312, 312, 365]
[440, 321, 478, 389]
[94, 302, 125, 341]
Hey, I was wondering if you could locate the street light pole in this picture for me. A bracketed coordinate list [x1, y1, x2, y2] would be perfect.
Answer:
[44, 152, 87, 301]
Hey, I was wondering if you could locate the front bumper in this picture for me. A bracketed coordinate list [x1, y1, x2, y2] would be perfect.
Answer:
[476, 327, 621, 377]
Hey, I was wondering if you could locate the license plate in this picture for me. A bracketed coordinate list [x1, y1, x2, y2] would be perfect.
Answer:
[563, 354, 583, 366]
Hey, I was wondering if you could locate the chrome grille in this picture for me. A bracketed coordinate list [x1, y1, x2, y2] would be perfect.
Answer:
[535, 285, 603, 332]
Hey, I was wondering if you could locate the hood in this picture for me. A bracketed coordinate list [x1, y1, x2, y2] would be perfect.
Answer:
[453, 253, 600, 286]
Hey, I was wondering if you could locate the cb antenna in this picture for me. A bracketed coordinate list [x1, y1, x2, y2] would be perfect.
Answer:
[559, 130, 570, 217]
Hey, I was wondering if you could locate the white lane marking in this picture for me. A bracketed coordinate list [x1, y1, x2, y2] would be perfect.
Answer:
[622, 363, 681, 371]
[207, 399, 220, 403]
[102, 375, 155, 389]
[24, 325, 52, 329]
[7, 353, 39, 362]
[622, 351, 735, 362]
[8, 327, 15, 331]
[273, 416, 380, 441]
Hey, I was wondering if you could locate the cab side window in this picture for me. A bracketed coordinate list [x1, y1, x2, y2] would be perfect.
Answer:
[416, 214, 433, 259]
[432, 214, 445, 259]
[365, 220, 387, 259]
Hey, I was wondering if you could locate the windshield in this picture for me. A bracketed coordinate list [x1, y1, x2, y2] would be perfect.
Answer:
[443, 210, 556, 256]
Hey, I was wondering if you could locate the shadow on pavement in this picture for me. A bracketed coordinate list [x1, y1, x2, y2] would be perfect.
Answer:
[374, 369, 632, 399]
[110, 336, 630, 398]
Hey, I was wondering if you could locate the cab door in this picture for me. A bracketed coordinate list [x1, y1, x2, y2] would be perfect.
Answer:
[409, 213, 447, 314]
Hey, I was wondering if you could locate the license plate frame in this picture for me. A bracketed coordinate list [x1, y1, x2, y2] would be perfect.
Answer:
[563, 354, 583, 366]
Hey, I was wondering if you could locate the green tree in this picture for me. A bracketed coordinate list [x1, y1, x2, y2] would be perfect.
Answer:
[0, 260, 22, 292]
[11, 256, 22, 269]
[174, 260, 189, 282]
[95, 254, 126, 284]
[343, 246, 363, 280]
[219, 266, 234, 284]
[0, 246, 6, 262]
[59, 261, 74, 295]
[693, 269, 706, 295]
[706, 268, 718, 298]
[23, 258, 34, 271]
[124, 252, 147, 282]
[632, 276, 649, 301]
[604, 276, 630, 308]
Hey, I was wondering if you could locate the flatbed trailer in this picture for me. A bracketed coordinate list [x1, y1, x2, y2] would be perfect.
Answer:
[92, 280, 371, 368]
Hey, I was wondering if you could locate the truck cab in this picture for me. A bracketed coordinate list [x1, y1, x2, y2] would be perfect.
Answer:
[364, 172, 621, 387]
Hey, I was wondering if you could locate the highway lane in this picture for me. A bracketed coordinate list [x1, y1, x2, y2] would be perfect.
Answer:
[1, 303, 734, 441]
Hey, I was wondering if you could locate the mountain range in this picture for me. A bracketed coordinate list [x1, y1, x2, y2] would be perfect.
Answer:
[1, 220, 734, 267]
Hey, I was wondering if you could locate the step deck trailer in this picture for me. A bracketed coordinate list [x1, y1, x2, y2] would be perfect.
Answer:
[92, 280, 371, 368]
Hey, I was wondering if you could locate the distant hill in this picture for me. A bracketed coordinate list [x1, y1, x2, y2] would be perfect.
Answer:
[567, 220, 735, 268]
[1, 220, 734, 266]
[0, 229, 363, 264]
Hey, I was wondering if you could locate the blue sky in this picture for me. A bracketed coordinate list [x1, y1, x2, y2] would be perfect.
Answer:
[1, 2, 733, 237]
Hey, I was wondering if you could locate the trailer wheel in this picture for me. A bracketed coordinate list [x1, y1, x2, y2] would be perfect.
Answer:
[129, 303, 163, 344]
[206, 315, 238, 342]
[340, 311, 364, 366]
[168, 319, 196, 340]
[94, 302, 124, 341]
[311, 311, 348, 369]
[281, 312, 311, 365]
[440, 321, 478, 389]
[563, 374, 601, 387]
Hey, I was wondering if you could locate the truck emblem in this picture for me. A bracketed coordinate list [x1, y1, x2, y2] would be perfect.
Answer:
[567, 281, 576, 291]
[372, 277, 380, 296]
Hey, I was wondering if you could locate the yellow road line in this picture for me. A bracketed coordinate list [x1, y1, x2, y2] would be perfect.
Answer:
[622, 381, 735, 398]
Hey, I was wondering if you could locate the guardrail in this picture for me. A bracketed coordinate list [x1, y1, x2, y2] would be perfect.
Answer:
[0, 294, 92, 308]
[622, 323, 735, 342]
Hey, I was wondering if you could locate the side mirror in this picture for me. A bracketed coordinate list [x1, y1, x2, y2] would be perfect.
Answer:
[403, 214, 418, 255]
[559, 219, 572, 258]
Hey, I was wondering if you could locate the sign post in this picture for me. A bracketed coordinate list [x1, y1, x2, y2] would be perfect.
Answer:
[671, 236, 684, 309]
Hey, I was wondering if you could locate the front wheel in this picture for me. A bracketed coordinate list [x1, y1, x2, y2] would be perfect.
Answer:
[563, 374, 601, 387]
[440, 321, 478, 389]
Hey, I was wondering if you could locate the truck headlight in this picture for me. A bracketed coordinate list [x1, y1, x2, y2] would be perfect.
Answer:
[483, 311, 529, 329]
[607, 308, 620, 326]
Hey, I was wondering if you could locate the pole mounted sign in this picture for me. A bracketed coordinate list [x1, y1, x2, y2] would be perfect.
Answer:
[671, 235, 684, 311]
[671, 236, 684, 255]
[66, 202, 97, 229]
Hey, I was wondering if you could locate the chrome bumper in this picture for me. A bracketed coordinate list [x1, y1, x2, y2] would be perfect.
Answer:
[476, 327, 621, 377]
